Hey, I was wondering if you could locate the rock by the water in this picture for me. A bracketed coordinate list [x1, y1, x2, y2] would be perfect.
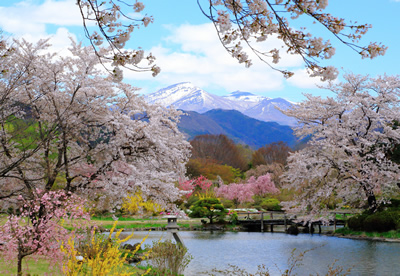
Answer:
[122, 243, 141, 252]
[286, 225, 299, 235]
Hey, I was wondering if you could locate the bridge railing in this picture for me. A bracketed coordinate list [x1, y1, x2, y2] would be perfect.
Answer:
[235, 210, 361, 232]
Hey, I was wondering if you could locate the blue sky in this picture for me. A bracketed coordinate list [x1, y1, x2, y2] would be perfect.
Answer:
[1, 0, 399, 102]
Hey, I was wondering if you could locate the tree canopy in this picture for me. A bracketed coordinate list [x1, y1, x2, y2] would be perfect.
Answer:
[190, 134, 248, 171]
[282, 74, 400, 217]
[0, 39, 190, 210]
[76, 0, 386, 81]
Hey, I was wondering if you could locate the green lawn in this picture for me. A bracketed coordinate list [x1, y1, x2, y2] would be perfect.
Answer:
[0, 256, 63, 275]
[335, 227, 400, 239]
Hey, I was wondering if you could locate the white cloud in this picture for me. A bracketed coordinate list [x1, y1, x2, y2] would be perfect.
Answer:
[0, 1, 80, 55]
[124, 23, 313, 95]
[0, 2, 323, 97]
[286, 69, 321, 89]
[0, 0, 82, 36]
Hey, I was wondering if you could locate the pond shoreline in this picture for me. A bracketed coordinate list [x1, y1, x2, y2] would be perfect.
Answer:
[110, 223, 400, 243]
[328, 233, 400, 243]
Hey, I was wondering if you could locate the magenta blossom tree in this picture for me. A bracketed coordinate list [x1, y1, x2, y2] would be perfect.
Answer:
[178, 175, 213, 198]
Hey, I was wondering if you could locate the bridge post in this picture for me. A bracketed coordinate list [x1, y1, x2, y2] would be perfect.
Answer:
[261, 212, 264, 232]
[333, 213, 337, 231]
[284, 214, 287, 231]
[270, 212, 274, 232]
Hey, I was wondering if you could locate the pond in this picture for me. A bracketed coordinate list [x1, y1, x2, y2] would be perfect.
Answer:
[119, 231, 400, 276]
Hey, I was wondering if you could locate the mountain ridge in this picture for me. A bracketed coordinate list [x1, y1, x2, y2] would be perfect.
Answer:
[145, 82, 297, 126]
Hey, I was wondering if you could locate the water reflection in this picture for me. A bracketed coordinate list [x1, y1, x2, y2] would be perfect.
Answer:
[120, 231, 400, 276]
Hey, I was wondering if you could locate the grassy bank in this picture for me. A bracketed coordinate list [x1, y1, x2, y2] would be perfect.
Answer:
[90, 216, 203, 231]
[334, 227, 400, 240]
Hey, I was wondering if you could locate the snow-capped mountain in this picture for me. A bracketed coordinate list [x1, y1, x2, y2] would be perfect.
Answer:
[145, 82, 243, 113]
[223, 91, 268, 103]
[243, 98, 297, 126]
[145, 82, 297, 126]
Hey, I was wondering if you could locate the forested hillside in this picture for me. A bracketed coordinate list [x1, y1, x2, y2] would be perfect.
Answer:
[178, 109, 298, 148]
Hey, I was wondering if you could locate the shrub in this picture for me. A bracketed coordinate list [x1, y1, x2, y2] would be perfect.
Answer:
[61, 221, 141, 275]
[363, 211, 399, 232]
[348, 210, 400, 232]
[183, 195, 199, 209]
[227, 210, 239, 225]
[147, 240, 192, 275]
[385, 198, 400, 208]
[363, 212, 396, 232]
[260, 198, 282, 211]
[189, 198, 227, 224]
[347, 213, 368, 231]
[221, 199, 234, 209]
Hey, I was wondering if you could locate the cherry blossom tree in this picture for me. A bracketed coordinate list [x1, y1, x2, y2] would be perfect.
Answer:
[0, 37, 190, 274]
[77, 0, 386, 81]
[76, 0, 160, 79]
[247, 174, 280, 197]
[0, 38, 190, 210]
[246, 163, 285, 188]
[215, 173, 279, 207]
[281, 74, 400, 217]
[215, 182, 255, 207]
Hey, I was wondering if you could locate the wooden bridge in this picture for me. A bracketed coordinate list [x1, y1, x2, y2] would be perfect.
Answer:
[236, 211, 357, 233]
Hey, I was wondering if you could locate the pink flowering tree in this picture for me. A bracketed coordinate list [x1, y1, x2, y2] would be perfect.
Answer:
[178, 175, 213, 198]
[0, 189, 89, 275]
[215, 183, 255, 208]
[247, 174, 280, 197]
[215, 173, 279, 207]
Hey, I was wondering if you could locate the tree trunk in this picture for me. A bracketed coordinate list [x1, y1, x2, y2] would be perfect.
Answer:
[362, 182, 377, 212]
[367, 194, 377, 212]
[17, 253, 23, 276]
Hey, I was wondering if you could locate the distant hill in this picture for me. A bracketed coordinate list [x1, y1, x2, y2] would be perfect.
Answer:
[178, 109, 298, 149]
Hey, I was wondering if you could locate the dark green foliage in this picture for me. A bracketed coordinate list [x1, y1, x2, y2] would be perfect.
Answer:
[385, 198, 400, 208]
[347, 213, 369, 231]
[348, 209, 400, 232]
[189, 198, 227, 224]
[260, 198, 282, 211]
[183, 195, 199, 209]
[227, 211, 239, 225]
[363, 211, 400, 232]
[221, 199, 234, 209]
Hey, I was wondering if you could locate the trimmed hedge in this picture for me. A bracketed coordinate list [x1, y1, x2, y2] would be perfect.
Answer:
[260, 198, 282, 211]
[347, 213, 369, 231]
[348, 210, 400, 232]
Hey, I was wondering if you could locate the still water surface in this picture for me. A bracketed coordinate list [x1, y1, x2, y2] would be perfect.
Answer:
[121, 231, 400, 276]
